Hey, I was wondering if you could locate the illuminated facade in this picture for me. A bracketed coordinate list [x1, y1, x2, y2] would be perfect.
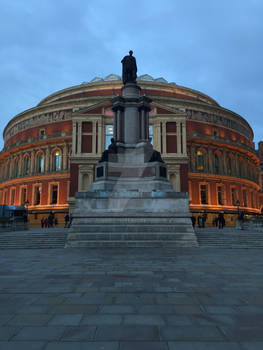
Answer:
[0, 74, 261, 227]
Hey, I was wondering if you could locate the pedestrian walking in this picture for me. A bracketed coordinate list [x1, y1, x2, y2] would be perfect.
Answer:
[41, 217, 45, 228]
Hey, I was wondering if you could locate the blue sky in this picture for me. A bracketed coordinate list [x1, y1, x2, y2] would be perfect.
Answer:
[0, 0, 263, 149]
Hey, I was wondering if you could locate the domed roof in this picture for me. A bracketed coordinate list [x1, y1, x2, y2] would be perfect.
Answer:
[90, 77, 104, 83]
[138, 74, 154, 82]
[104, 74, 121, 81]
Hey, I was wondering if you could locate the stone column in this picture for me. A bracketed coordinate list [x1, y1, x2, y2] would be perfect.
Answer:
[77, 122, 82, 154]
[177, 121, 182, 154]
[30, 150, 35, 174]
[162, 121, 167, 155]
[208, 147, 213, 173]
[18, 153, 23, 176]
[72, 121, 77, 155]
[45, 147, 50, 172]
[182, 121, 187, 155]
[62, 144, 68, 170]
[154, 121, 161, 152]
[190, 144, 195, 172]
[97, 120, 102, 155]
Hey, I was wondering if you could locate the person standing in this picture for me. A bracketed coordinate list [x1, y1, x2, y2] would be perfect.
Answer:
[64, 214, 70, 228]
[218, 213, 225, 229]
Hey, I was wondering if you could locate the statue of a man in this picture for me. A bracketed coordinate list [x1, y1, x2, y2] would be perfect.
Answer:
[121, 50, 137, 84]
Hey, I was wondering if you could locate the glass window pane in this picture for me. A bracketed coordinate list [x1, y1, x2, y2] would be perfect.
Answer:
[105, 125, 114, 149]
[149, 125, 153, 145]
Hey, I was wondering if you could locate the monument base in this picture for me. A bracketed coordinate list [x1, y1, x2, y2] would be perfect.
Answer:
[66, 189, 198, 248]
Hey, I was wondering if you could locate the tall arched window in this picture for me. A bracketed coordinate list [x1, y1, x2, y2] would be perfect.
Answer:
[36, 153, 45, 173]
[13, 159, 19, 178]
[53, 150, 61, 171]
[197, 150, 205, 172]
[214, 154, 220, 174]
[23, 156, 30, 176]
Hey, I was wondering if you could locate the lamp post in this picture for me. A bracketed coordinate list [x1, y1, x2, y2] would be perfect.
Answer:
[235, 199, 240, 229]
[235, 200, 240, 216]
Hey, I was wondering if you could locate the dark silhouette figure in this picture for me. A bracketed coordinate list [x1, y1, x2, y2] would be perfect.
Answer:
[99, 138, 117, 162]
[238, 212, 245, 230]
[191, 215, 196, 228]
[218, 213, 225, 229]
[64, 214, 70, 228]
[41, 217, 45, 228]
[121, 50, 137, 84]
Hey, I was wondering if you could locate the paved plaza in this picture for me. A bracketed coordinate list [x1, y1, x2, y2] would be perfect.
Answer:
[0, 231, 263, 349]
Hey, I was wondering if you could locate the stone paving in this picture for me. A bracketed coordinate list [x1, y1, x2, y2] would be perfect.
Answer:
[0, 229, 263, 349]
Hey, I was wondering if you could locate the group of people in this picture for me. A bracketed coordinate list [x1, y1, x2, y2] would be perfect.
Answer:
[212, 213, 226, 229]
[40, 213, 72, 228]
[191, 212, 226, 229]
[41, 212, 58, 228]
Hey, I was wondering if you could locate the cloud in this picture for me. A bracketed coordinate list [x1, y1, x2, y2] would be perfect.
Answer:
[0, 0, 263, 147]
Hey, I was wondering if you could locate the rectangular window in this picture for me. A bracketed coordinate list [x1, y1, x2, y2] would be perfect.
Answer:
[217, 186, 224, 205]
[105, 125, 114, 149]
[11, 189, 15, 205]
[39, 129, 45, 137]
[231, 188, 236, 206]
[200, 184, 208, 204]
[166, 122, 177, 153]
[51, 185, 58, 204]
[21, 188, 27, 205]
[34, 186, 41, 205]
[243, 189, 247, 207]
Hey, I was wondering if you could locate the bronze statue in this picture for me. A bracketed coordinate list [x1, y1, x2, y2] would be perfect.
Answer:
[121, 50, 137, 84]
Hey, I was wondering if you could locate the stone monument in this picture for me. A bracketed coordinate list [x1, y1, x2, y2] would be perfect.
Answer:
[66, 51, 198, 247]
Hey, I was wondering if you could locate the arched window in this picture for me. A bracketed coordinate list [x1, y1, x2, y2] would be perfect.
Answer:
[53, 150, 61, 171]
[36, 153, 45, 173]
[197, 150, 205, 172]
[214, 154, 220, 174]
[23, 156, 30, 176]
[13, 159, 19, 178]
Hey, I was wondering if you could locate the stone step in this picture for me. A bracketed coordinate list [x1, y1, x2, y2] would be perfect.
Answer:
[65, 239, 198, 248]
[196, 231, 263, 248]
[69, 232, 196, 240]
[70, 225, 194, 233]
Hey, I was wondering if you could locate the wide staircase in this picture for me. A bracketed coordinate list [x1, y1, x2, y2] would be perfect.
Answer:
[0, 228, 67, 249]
[1, 227, 263, 249]
[196, 227, 263, 248]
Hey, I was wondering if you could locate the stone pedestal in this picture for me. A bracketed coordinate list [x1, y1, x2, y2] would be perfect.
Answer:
[66, 82, 198, 247]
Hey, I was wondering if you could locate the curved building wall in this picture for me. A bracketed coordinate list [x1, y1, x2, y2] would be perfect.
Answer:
[0, 77, 260, 227]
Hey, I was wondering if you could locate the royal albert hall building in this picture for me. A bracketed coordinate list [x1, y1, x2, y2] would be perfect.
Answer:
[0, 74, 262, 227]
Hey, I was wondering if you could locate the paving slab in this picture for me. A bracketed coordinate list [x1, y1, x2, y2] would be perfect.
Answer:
[1, 232, 263, 347]
[0, 341, 45, 350]
[168, 342, 242, 350]
[44, 342, 119, 350]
